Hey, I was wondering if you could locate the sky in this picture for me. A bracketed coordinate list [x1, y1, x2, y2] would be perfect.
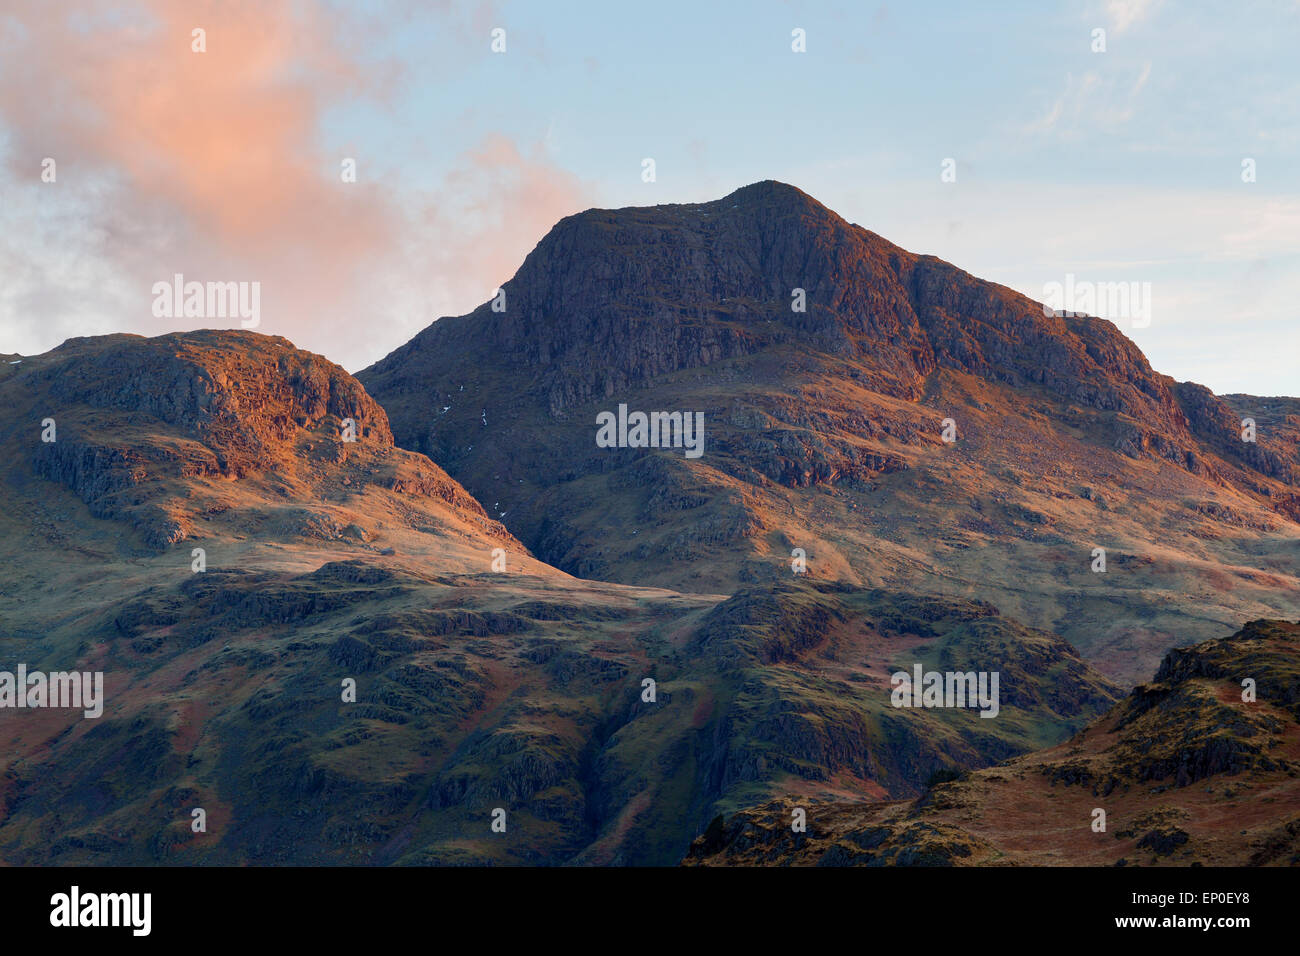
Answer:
[0, 0, 1296, 395]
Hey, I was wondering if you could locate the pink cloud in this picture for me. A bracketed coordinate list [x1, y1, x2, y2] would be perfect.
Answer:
[0, 0, 594, 370]
[434, 134, 591, 292]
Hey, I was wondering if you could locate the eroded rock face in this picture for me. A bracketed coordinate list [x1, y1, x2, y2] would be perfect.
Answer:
[34, 330, 392, 474]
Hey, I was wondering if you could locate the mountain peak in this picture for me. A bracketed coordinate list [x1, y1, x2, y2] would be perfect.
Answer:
[714, 178, 833, 213]
[361, 183, 1299, 683]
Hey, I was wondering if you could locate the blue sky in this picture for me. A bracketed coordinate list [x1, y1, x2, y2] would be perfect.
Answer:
[2, 0, 1297, 394]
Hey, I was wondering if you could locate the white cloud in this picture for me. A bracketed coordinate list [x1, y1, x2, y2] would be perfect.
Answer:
[784, 171, 1300, 394]
[1106, 0, 1162, 33]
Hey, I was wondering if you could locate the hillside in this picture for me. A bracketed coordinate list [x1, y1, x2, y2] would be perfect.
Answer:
[0, 331, 1118, 865]
[684, 619, 1300, 867]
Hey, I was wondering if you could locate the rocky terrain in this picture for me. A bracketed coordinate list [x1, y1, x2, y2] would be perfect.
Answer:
[1, 183, 1295, 866]
[361, 180, 1300, 684]
[0, 332, 1118, 865]
[684, 619, 1300, 867]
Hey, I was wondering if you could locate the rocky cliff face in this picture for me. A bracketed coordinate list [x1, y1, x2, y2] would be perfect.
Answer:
[37, 330, 394, 463]
[1, 330, 509, 553]
[684, 618, 1300, 867]
[366, 181, 1293, 479]
[360, 181, 1300, 684]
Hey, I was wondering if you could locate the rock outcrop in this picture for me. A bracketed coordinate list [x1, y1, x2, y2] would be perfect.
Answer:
[1, 330, 510, 552]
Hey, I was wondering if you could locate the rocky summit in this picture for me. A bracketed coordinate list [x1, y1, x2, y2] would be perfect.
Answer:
[361, 180, 1300, 685]
[1, 330, 514, 562]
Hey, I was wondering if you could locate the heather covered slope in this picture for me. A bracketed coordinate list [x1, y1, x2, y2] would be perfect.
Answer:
[0, 331, 1118, 865]
[684, 619, 1300, 867]
[0, 570, 1117, 865]
[360, 181, 1300, 684]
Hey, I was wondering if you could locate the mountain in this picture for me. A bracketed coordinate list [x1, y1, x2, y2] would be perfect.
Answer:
[360, 180, 1300, 684]
[0, 331, 1118, 864]
[683, 618, 1300, 867]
